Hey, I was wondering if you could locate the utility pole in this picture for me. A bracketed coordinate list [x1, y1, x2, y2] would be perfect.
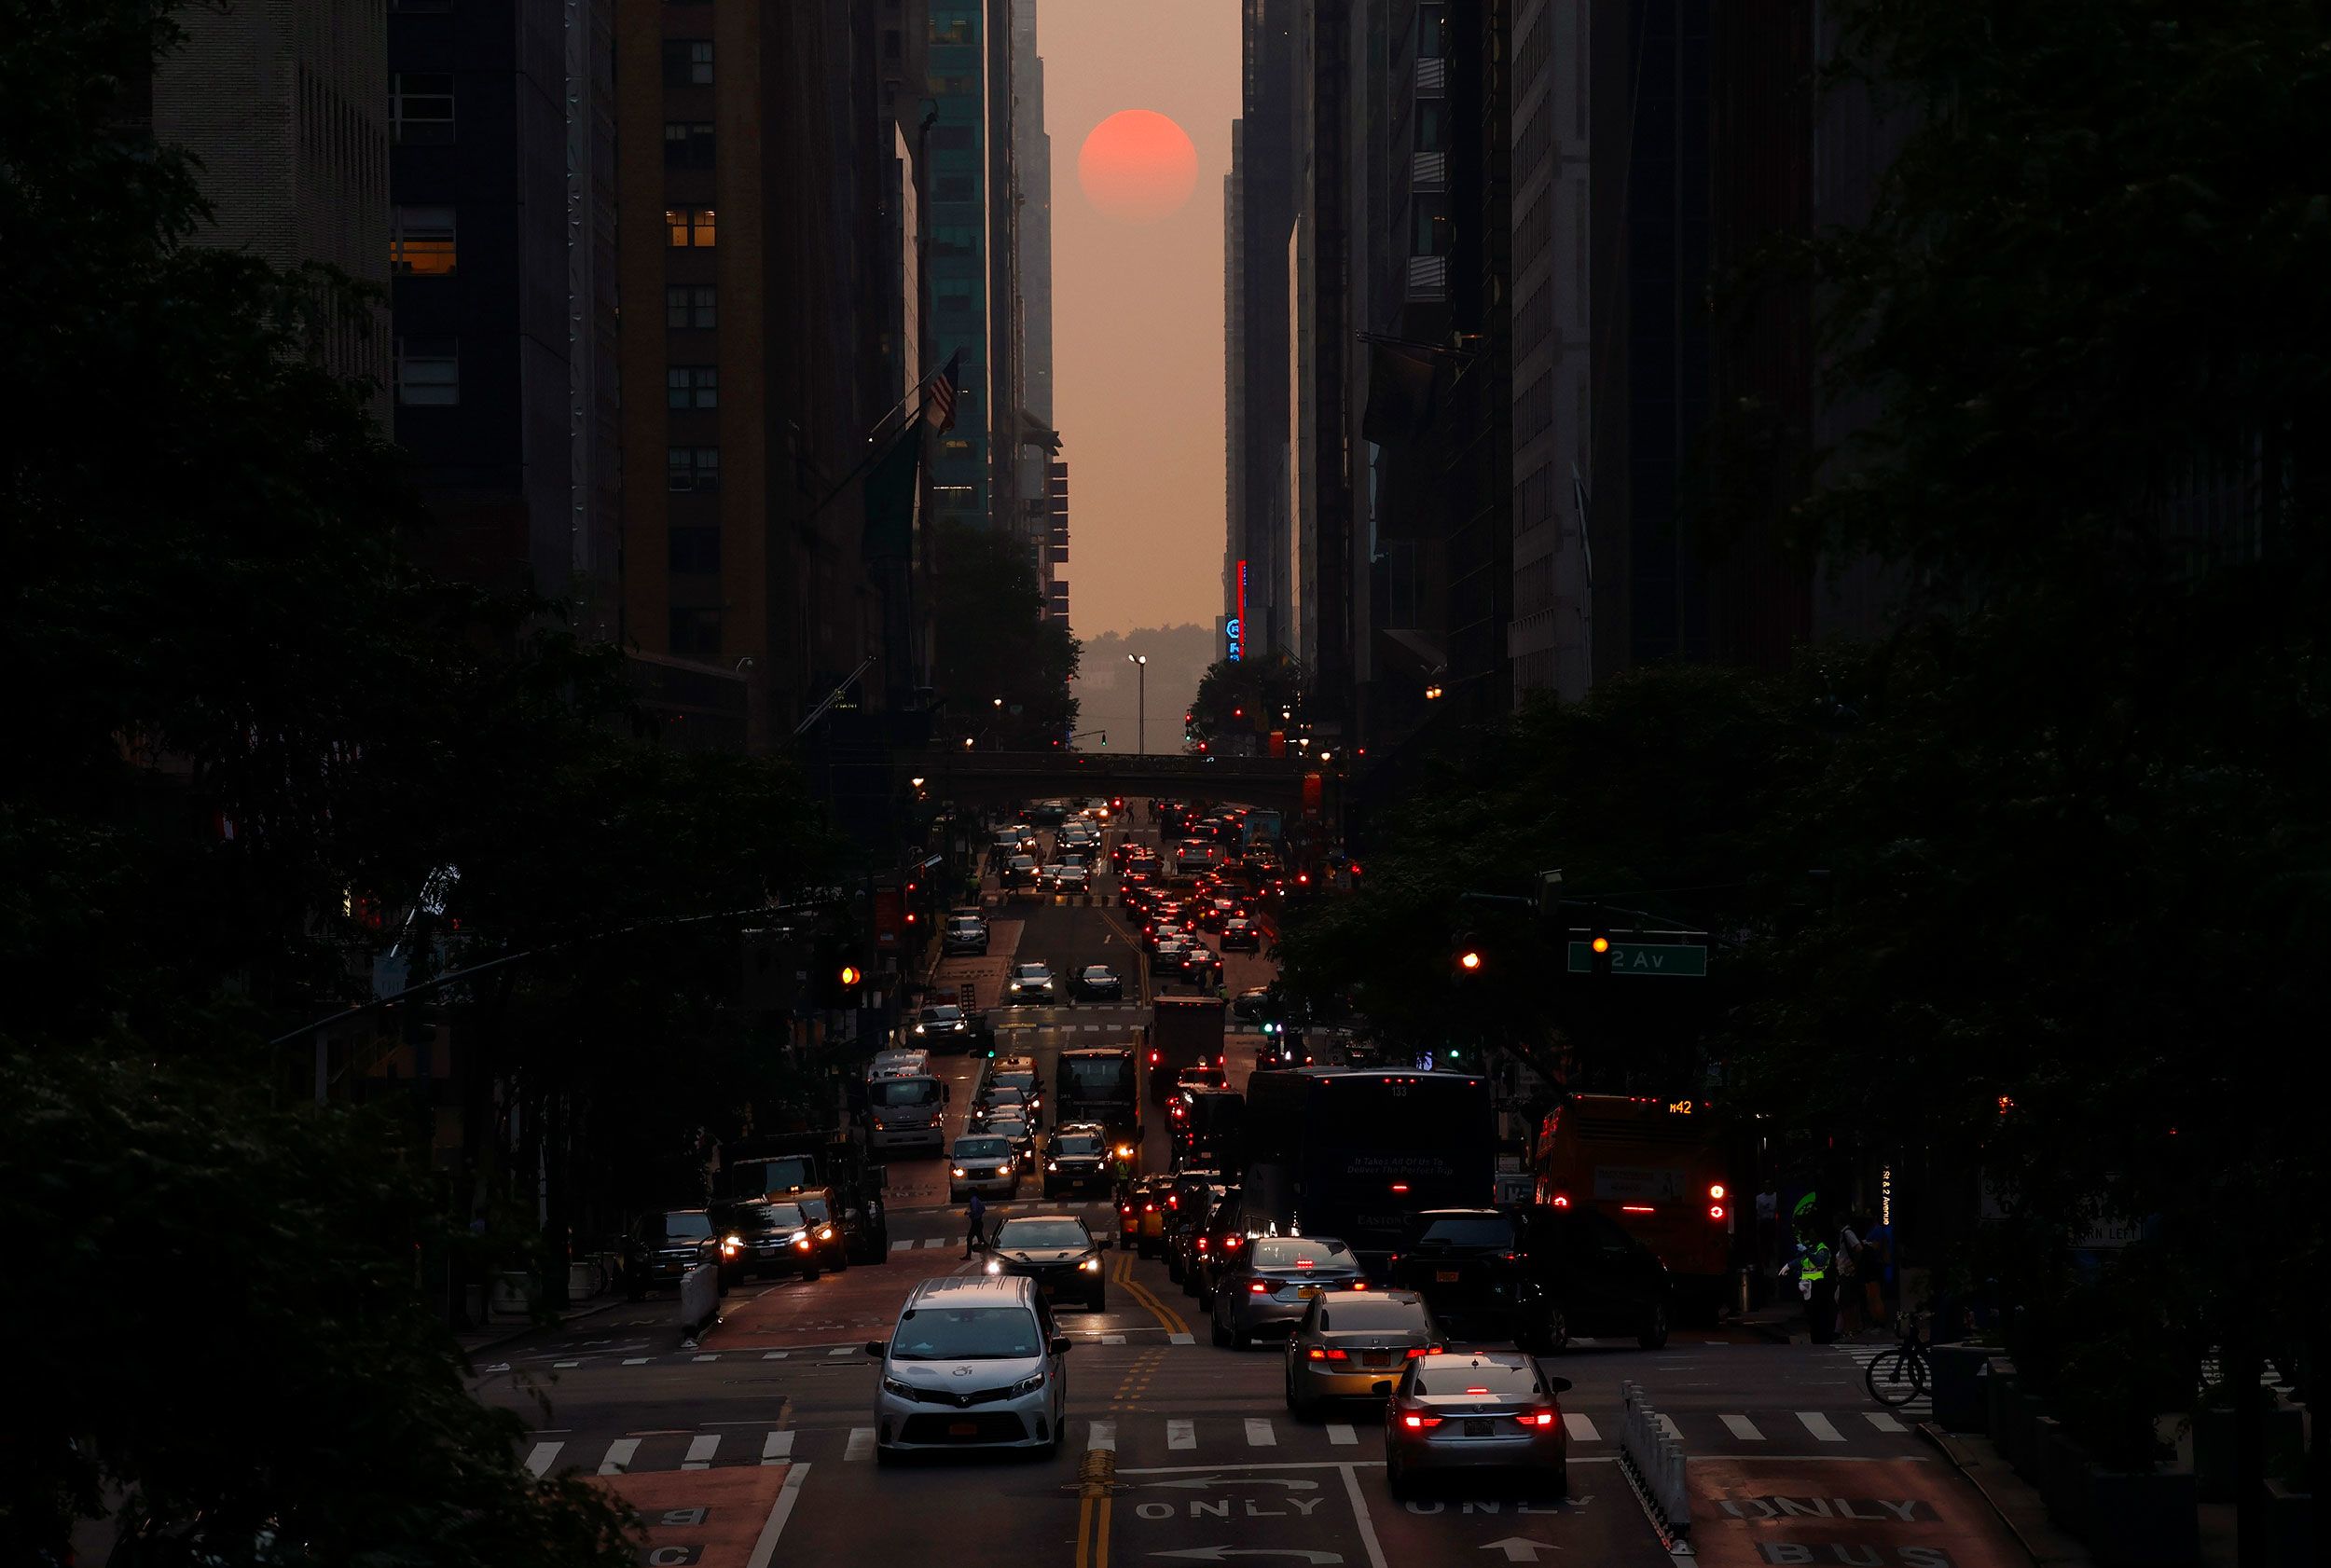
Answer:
[1127, 653, 1147, 755]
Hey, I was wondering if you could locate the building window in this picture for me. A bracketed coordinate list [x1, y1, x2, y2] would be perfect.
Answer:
[666, 284, 717, 328]
[668, 446, 721, 491]
[668, 528, 722, 574]
[666, 207, 717, 247]
[394, 337, 459, 406]
[391, 74, 455, 144]
[667, 365, 718, 409]
[664, 121, 716, 169]
[668, 608, 722, 660]
[934, 174, 974, 202]
[662, 38, 714, 88]
[391, 205, 456, 275]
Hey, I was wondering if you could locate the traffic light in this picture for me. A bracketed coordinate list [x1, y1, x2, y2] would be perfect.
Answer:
[839, 963, 863, 988]
[1589, 921, 1612, 979]
[1454, 931, 1483, 973]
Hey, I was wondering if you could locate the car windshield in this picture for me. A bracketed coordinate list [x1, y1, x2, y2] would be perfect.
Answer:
[1083, 967, 1114, 981]
[1253, 1238, 1353, 1269]
[921, 1006, 963, 1024]
[890, 1307, 1043, 1360]
[1318, 1298, 1434, 1332]
[994, 1219, 1090, 1249]
[1014, 965, 1050, 981]
[870, 1078, 941, 1107]
[1413, 1215, 1516, 1249]
[954, 1137, 1010, 1160]
[734, 1204, 807, 1232]
[984, 1087, 1028, 1107]
[985, 1116, 1030, 1137]
[1054, 1135, 1103, 1156]
[1414, 1360, 1539, 1396]
[992, 1072, 1037, 1093]
[658, 1213, 712, 1241]
[797, 1196, 831, 1222]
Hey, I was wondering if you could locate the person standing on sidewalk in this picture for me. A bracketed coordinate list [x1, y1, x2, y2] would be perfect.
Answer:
[963, 1191, 987, 1257]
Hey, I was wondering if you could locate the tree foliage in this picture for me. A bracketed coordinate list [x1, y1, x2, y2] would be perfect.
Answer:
[1189, 652, 1308, 744]
[931, 519, 1081, 746]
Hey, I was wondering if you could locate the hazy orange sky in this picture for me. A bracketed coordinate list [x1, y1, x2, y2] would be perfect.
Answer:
[1040, 0, 1241, 639]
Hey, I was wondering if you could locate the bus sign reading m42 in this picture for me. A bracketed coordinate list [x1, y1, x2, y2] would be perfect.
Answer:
[1565, 940, 1709, 978]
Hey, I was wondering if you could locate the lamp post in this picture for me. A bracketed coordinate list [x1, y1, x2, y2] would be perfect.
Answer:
[1127, 653, 1147, 756]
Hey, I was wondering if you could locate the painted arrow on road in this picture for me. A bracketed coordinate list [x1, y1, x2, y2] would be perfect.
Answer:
[1144, 1476, 1320, 1491]
[1152, 1551, 1343, 1564]
[1479, 1540, 1563, 1561]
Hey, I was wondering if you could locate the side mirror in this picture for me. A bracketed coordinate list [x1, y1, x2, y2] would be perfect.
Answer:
[1547, 1376, 1574, 1394]
[1096, 1232, 1114, 1249]
[1050, 1336, 1073, 1355]
[863, 1340, 887, 1356]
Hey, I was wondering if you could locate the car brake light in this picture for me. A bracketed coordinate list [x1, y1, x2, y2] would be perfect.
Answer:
[1465, 1386, 1491, 1395]
[1403, 1346, 1432, 1359]
[1249, 1281, 1270, 1294]
[1552, 1194, 1569, 1207]
[1144, 1203, 1157, 1212]
[1400, 1414, 1443, 1430]
[1308, 1347, 1349, 1361]
[1390, 1183, 1409, 1193]
[1515, 1410, 1557, 1427]
[1224, 1236, 1241, 1248]
[1621, 1204, 1655, 1214]
[1350, 1281, 1368, 1289]
[1195, 1238, 1207, 1251]
[1295, 1259, 1315, 1269]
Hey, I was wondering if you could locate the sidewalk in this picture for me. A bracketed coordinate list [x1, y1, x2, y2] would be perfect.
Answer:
[453, 1289, 631, 1358]
[1919, 1425, 2097, 1568]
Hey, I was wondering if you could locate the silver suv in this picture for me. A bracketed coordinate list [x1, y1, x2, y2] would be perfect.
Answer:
[864, 1275, 1071, 1460]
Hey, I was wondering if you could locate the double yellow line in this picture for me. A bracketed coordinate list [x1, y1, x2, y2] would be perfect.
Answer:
[1074, 1447, 1116, 1568]
[1111, 1247, 1190, 1339]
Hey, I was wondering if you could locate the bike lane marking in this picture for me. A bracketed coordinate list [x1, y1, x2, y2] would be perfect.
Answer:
[592, 1462, 795, 1568]
[1689, 1455, 2020, 1568]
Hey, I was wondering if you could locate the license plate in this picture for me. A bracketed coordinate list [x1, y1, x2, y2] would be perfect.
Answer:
[1296, 1285, 1320, 1298]
[1465, 1419, 1492, 1437]
[1436, 1270, 1461, 1283]
[948, 1422, 978, 1436]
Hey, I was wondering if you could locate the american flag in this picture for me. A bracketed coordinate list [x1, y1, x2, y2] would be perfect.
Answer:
[922, 351, 961, 432]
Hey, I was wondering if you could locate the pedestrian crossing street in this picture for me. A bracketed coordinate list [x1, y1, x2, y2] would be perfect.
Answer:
[1824, 1341, 1932, 1419]
[520, 1403, 1922, 1479]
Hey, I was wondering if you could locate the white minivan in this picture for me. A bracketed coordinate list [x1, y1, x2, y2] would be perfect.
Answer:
[865, 1274, 1071, 1460]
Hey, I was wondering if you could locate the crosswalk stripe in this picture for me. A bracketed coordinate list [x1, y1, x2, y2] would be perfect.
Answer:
[764, 1352, 788, 1360]
[827, 1346, 855, 1356]
[1168, 1420, 1196, 1450]
[1102, 1333, 1126, 1344]
[1169, 1332, 1195, 1345]
[1564, 1413, 1600, 1441]
[599, 1437, 639, 1476]
[1655, 1414, 1682, 1440]
[553, 1360, 581, 1369]
[891, 1239, 915, 1251]
[683, 1434, 720, 1469]
[923, 1237, 947, 1249]
[1327, 1424, 1359, 1446]
[623, 1357, 650, 1366]
[1089, 1421, 1118, 1451]
[1799, 1412, 1846, 1442]
[1866, 1411, 1907, 1433]
[1245, 1418, 1276, 1447]
[845, 1428, 875, 1462]
[1721, 1414, 1765, 1440]
[525, 1441, 563, 1477]
[763, 1430, 794, 1463]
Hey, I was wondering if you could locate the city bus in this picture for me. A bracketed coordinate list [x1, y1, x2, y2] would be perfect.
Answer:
[1242, 1068, 1494, 1267]
[1532, 1093, 1736, 1320]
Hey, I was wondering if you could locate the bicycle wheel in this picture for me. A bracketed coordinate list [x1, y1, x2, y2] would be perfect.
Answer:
[1866, 1345, 1925, 1408]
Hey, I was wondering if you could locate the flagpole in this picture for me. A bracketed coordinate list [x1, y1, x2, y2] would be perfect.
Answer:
[805, 351, 957, 525]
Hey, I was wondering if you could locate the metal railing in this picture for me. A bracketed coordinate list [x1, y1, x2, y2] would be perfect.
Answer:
[1619, 1380, 1693, 1545]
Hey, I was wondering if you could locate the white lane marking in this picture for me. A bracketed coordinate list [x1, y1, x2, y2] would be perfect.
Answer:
[622, 1357, 650, 1366]
[1867, 1410, 1908, 1433]
[693, 1354, 719, 1362]
[1168, 1420, 1197, 1450]
[1102, 1333, 1127, 1344]
[826, 1345, 855, 1356]
[598, 1437, 640, 1475]
[525, 1441, 563, 1477]
[764, 1351, 788, 1360]
[1720, 1414, 1765, 1440]
[1564, 1412, 1601, 1441]
[1169, 1332, 1195, 1345]
[1655, 1413, 1682, 1440]
[553, 1360, 581, 1369]
[745, 1461, 811, 1568]
[683, 1434, 721, 1469]
[1327, 1424, 1359, 1446]
[923, 1237, 948, 1249]
[844, 1427, 875, 1461]
[763, 1430, 795, 1463]
[1339, 1463, 1392, 1568]
[1245, 1418, 1276, 1447]
[891, 1239, 915, 1251]
[1088, 1420, 1118, 1451]
[1800, 1411, 1847, 1442]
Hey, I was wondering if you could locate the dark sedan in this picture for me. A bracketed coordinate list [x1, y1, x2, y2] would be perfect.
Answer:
[984, 1215, 1108, 1311]
[1041, 1129, 1110, 1197]
[717, 1199, 824, 1281]
[1220, 918, 1262, 952]
[621, 1209, 738, 1299]
[1070, 964, 1124, 1001]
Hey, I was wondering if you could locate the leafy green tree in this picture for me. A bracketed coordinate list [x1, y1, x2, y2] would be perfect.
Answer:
[1189, 652, 1307, 746]
[931, 519, 1081, 746]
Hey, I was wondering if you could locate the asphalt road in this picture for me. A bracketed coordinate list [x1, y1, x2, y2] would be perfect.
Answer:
[472, 799, 2024, 1568]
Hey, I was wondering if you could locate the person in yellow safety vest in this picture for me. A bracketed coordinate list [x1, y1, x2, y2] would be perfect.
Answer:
[1779, 1192, 1839, 1341]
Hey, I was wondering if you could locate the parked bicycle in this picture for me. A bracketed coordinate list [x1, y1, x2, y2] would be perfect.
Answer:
[1865, 1314, 1930, 1407]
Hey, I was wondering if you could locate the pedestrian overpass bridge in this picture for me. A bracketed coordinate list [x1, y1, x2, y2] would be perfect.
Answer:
[905, 749, 1311, 810]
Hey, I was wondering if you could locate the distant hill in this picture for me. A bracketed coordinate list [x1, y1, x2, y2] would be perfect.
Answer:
[1072, 623, 1220, 754]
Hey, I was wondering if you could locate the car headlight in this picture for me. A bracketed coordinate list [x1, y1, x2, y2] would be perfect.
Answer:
[1082, 1258, 1102, 1273]
[818, 1227, 834, 1241]
[914, 1025, 926, 1034]
[882, 1377, 919, 1399]
[985, 1259, 1003, 1275]
[1000, 1158, 1014, 1170]
[793, 1234, 812, 1249]
[1116, 1145, 1134, 1159]
[1008, 1369, 1047, 1396]
[953, 1166, 967, 1176]
[1047, 1161, 1060, 1171]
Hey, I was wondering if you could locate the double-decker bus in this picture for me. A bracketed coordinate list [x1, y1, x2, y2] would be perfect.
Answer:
[1532, 1093, 1737, 1319]
[1242, 1068, 1494, 1266]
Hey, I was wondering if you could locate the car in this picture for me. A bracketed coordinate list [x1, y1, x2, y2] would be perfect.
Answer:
[984, 1214, 1109, 1311]
[976, 1081, 1041, 1131]
[622, 1208, 740, 1299]
[1069, 964, 1124, 1001]
[1285, 1287, 1443, 1414]
[1210, 1234, 1366, 1349]
[1220, 918, 1262, 953]
[978, 1057, 1043, 1115]
[1041, 1128, 1110, 1197]
[1131, 1175, 1172, 1257]
[1152, 937, 1193, 975]
[1054, 865, 1090, 893]
[1233, 985, 1276, 1022]
[783, 1188, 852, 1272]
[949, 1134, 1021, 1201]
[1187, 1188, 1248, 1308]
[943, 917, 988, 956]
[1040, 861, 1070, 888]
[910, 1004, 972, 1046]
[1007, 854, 1041, 887]
[1383, 1351, 1572, 1500]
[1173, 1064, 1228, 1093]
[865, 1275, 1073, 1461]
[1180, 945, 1223, 984]
[1391, 1205, 1673, 1350]
[979, 1111, 1038, 1164]
[1005, 962, 1057, 1004]
[950, 903, 988, 923]
[716, 1199, 827, 1281]
[868, 1047, 930, 1080]
[1166, 1179, 1228, 1285]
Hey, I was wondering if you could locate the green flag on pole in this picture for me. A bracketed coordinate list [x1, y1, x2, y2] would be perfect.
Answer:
[862, 420, 919, 562]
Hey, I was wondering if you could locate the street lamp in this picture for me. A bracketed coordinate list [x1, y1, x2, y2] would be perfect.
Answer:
[1127, 653, 1147, 756]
